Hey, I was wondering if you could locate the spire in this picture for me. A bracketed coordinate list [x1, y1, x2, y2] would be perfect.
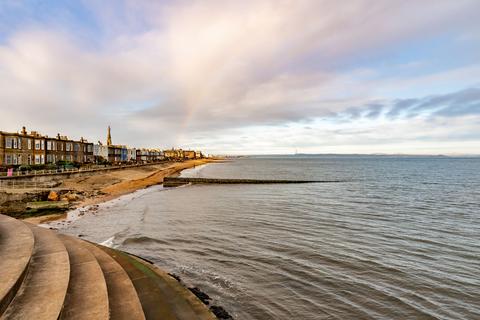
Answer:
[107, 126, 112, 146]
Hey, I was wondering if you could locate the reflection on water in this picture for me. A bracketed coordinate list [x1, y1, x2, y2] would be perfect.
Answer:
[51, 156, 480, 319]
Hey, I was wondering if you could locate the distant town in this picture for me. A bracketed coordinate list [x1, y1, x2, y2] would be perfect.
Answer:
[0, 126, 204, 168]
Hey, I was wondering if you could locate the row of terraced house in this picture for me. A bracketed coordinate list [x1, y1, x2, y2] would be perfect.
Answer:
[0, 127, 94, 166]
[0, 126, 204, 167]
[93, 144, 165, 163]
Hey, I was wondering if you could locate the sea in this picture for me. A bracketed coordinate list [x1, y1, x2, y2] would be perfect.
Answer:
[49, 155, 480, 320]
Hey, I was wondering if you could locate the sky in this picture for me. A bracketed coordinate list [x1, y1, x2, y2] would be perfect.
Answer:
[0, 0, 479, 155]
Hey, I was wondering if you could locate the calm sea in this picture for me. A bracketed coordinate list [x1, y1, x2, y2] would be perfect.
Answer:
[52, 156, 480, 319]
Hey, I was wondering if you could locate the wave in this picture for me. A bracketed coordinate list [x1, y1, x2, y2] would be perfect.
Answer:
[99, 236, 115, 247]
[122, 236, 170, 246]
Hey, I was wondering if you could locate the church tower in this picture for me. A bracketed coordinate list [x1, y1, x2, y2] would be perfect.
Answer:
[107, 126, 112, 146]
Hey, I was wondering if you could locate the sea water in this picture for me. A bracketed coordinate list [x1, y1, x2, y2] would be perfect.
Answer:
[52, 156, 480, 319]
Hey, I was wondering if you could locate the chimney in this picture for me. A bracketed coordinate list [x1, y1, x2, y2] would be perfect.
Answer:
[21, 126, 27, 135]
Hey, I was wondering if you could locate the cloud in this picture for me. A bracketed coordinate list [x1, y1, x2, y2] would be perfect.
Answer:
[386, 99, 419, 118]
[0, 0, 479, 153]
[335, 87, 480, 121]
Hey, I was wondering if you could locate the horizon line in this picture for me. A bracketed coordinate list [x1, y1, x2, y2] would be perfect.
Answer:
[222, 153, 480, 157]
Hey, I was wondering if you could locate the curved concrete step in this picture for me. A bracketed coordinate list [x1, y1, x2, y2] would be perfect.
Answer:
[97, 245, 176, 319]
[130, 256, 216, 320]
[58, 235, 109, 320]
[81, 241, 145, 320]
[97, 245, 215, 320]
[0, 215, 34, 316]
[2, 224, 70, 320]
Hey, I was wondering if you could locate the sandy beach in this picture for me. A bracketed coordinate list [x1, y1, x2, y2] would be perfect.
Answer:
[22, 159, 219, 224]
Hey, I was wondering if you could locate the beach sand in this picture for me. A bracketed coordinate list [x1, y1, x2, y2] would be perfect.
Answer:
[22, 159, 218, 224]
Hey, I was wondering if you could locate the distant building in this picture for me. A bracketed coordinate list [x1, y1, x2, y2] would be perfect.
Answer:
[107, 125, 112, 146]
[0, 127, 35, 165]
[94, 143, 109, 162]
[150, 149, 164, 162]
[127, 148, 137, 162]
[136, 148, 148, 163]
[1, 125, 204, 167]
[107, 145, 122, 163]
[83, 138, 94, 163]
[164, 149, 176, 160]
[164, 148, 185, 160]
[184, 150, 196, 160]
[120, 146, 128, 162]
[0, 127, 93, 166]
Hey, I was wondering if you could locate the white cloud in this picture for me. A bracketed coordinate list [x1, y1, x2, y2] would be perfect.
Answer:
[0, 0, 479, 153]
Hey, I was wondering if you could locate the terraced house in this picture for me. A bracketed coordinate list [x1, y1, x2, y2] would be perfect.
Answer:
[164, 148, 184, 160]
[0, 127, 94, 166]
[2, 125, 201, 167]
[0, 127, 35, 166]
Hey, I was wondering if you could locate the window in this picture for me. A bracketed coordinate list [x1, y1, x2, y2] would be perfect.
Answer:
[74, 143, 80, 152]
[35, 139, 43, 150]
[28, 139, 32, 150]
[66, 143, 72, 151]
[6, 155, 12, 164]
[34, 154, 45, 164]
[46, 140, 56, 151]
[6, 137, 17, 149]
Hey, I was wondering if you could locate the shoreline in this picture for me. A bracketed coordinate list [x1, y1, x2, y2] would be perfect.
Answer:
[22, 159, 222, 225]
[31, 158, 234, 319]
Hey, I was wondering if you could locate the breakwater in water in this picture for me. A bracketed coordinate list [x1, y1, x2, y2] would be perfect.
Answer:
[163, 176, 345, 187]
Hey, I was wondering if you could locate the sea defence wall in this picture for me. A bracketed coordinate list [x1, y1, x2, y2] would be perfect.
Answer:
[0, 214, 219, 320]
[0, 162, 166, 183]
[163, 177, 344, 187]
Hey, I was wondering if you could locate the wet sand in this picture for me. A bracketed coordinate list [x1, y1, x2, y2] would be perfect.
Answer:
[23, 159, 219, 224]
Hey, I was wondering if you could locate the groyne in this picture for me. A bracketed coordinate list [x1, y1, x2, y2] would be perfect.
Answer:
[163, 177, 345, 187]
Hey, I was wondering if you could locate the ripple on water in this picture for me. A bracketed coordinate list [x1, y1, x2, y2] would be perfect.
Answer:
[53, 157, 480, 320]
